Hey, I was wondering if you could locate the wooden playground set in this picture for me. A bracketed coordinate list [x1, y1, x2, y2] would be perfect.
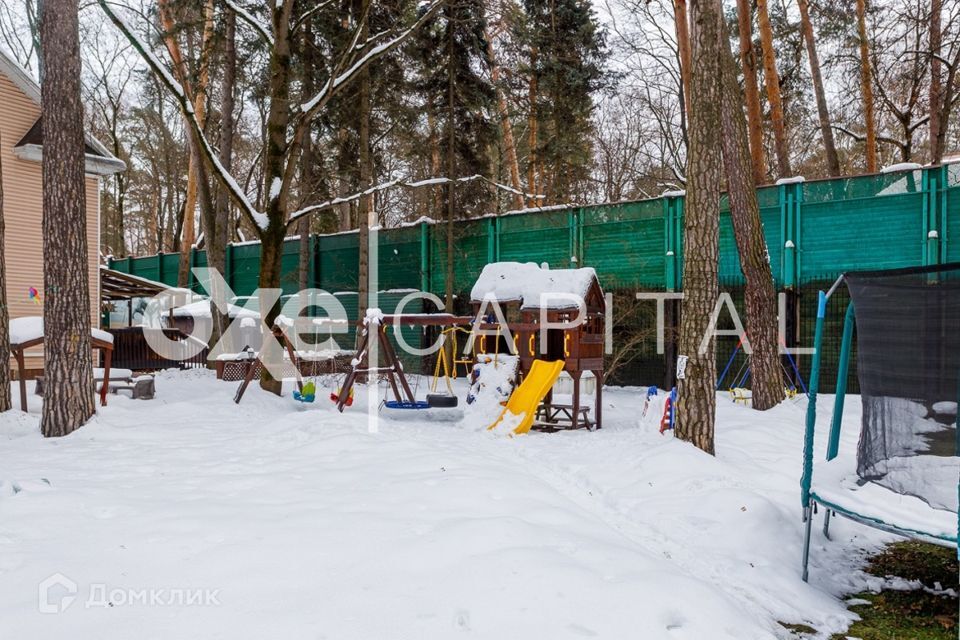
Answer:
[233, 263, 607, 434]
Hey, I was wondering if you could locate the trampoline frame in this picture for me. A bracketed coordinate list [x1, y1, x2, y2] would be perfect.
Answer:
[799, 270, 960, 582]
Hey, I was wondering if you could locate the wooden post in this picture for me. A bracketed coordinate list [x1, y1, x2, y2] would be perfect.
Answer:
[15, 348, 26, 412]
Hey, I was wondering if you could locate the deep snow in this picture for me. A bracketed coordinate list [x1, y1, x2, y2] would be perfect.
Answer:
[0, 370, 912, 639]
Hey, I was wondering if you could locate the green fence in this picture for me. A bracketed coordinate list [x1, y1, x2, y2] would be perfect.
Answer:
[111, 164, 958, 300]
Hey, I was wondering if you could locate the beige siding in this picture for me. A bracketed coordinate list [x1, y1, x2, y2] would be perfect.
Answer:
[0, 72, 102, 369]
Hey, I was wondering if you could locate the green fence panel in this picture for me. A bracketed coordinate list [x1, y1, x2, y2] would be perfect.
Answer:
[377, 225, 422, 292]
[497, 209, 571, 267]
[430, 219, 490, 296]
[758, 185, 784, 286]
[945, 164, 960, 262]
[230, 242, 261, 296]
[581, 200, 664, 289]
[318, 231, 360, 293]
[718, 194, 742, 281]
[799, 172, 925, 277]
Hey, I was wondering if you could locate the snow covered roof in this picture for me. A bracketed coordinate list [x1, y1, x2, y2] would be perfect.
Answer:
[0, 48, 125, 176]
[9, 316, 113, 346]
[470, 262, 600, 310]
[170, 301, 260, 319]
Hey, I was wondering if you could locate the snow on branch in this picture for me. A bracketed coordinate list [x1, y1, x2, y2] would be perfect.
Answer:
[98, 0, 268, 232]
[291, 0, 336, 35]
[285, 175, 545, 229]
[222, 0, 274, 46]
[299, 0, 443, 117]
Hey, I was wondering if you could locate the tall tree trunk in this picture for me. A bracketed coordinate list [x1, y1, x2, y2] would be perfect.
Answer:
[356, 0, 372, 363]
[673, 0, 692, 120]
[207, 6, 236, 354]
[676, 0, 722, 455]
[445, 1, 456, 317]
[719, 18, 785, 411]
[160, 0, 215, 288]
[258, 0, 295, 395]
[755, 0, 791, 176]
[427, 97, 443, 216]
[929, 0, 943, 163]
[798, 0, 840, 176]
[39, 0, 96, 436]
[526, 46, 539, 207]
[736, 0, 767, 184]
[856, 0, 877, 172]
[0, 134, 10, 412]
[298, 15, 316, 293]
[486, 29, 523, 210]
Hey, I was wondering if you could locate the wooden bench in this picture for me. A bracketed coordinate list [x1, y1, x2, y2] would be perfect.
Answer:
[36, 369, 155, 400]
[536, 402, 593, 430]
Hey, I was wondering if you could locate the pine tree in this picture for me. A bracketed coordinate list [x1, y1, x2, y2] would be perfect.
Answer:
[40, 0, 97, 436]
[520, 0, 606, 203]
[676, 0, 723, 455]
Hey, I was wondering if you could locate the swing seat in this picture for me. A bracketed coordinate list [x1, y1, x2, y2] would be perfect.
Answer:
[730, 387, 752, 404]
[330, 391, 353, 406]
[383, 400, 430, 410]
[293, 391, 316, 403]
[427, 393, 458, 408]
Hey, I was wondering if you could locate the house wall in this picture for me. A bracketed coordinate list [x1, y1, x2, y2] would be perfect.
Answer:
[0, 71, 102, 371]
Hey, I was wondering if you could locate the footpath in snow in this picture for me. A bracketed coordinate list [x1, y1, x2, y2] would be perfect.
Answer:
[0, 370, 896, 639]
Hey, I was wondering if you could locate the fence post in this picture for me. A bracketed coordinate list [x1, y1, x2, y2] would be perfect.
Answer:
[922, 165, 945, 266]
[421, 220, 431, 293]
[568, 209, 577, 266]
[188, 247, 197, 292]
[313, 234, 321, 289]
[224, 242, 234, 291]
[663, 194, 683, 291]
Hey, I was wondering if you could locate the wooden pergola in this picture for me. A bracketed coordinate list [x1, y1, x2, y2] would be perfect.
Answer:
[100, 266, 189, 325]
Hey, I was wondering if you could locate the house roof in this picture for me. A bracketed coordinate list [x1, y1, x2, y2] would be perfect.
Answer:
[0, 47, 126, 176]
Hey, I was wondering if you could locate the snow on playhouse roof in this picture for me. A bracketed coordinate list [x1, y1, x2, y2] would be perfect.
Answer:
[470, 262, 600, 310]
[9, 316, 114, 346]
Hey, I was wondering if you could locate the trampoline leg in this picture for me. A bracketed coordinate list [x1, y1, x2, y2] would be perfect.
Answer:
[801, 503, 814, 582]
[822, 509, 832, 540]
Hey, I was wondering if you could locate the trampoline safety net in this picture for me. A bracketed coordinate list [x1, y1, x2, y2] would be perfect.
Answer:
[845, 264, 960, 513]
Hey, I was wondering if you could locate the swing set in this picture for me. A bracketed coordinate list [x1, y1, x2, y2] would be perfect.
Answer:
[716, 337, 807, 404]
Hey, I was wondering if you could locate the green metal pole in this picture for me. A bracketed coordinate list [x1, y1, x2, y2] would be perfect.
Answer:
[801, 290, 827, 511]
[420, 221, 430, 294]
[827, 302, 855, 461]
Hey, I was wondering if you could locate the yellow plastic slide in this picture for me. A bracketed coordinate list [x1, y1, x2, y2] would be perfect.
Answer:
[487, 359, 565, 435]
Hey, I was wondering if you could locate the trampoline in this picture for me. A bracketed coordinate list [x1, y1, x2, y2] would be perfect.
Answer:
[800, 264, 960, 581]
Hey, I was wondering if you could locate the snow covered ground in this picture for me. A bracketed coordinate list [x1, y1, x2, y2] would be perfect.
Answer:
[0, 370, 906, 639]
